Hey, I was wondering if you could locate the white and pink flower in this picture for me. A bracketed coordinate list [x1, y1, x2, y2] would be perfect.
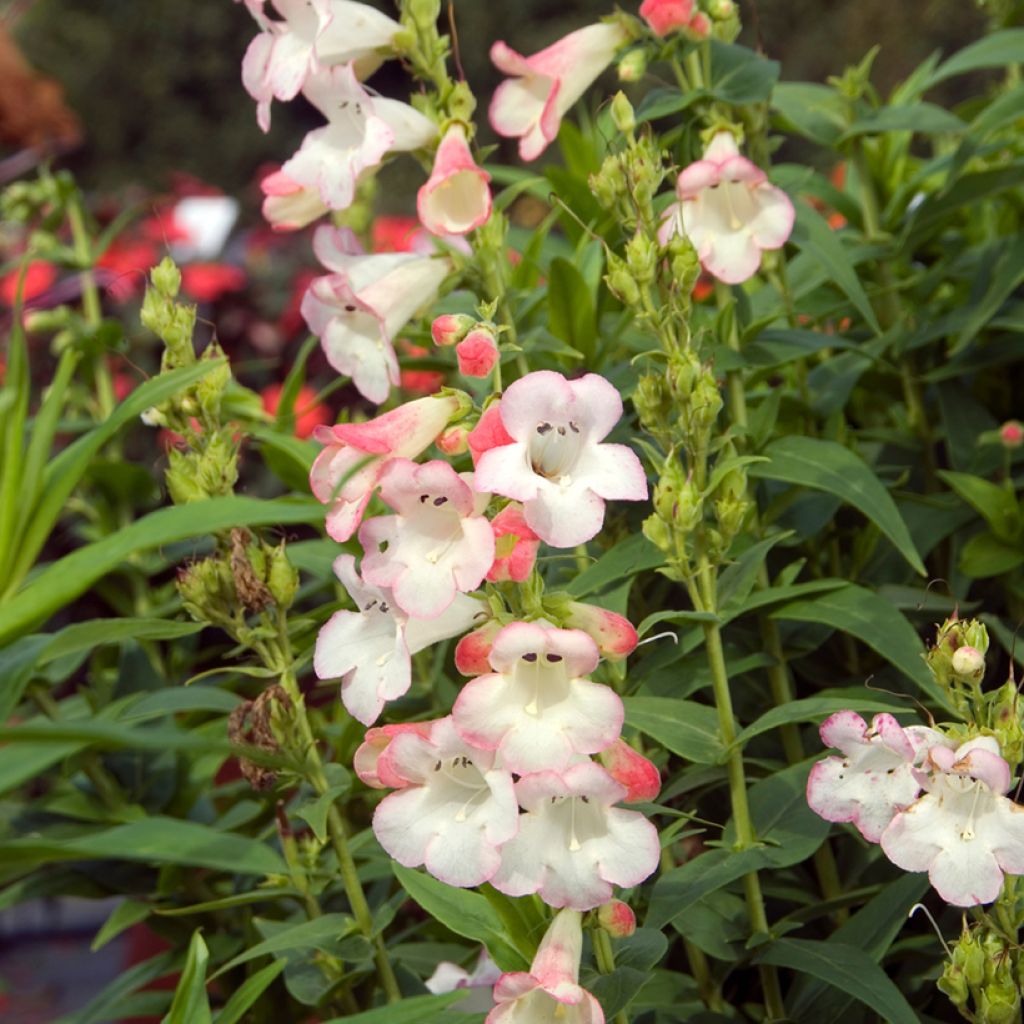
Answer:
[372, 717, 520, 888]
[489, 23, 628, 161]
[302, 226, 451, 403]
[309, 392, 462, 542]
[418, 124, 492, 236]
[453, 621, 623, 774]
[359, 459, 495, 619]
[487, 505, 540, 583]
[354, 720, 437, 789]
[474, 371, 648, 548]
[241, 0, 402, 131]
[426, 949, 501, 1014]
[806, 711, 949, 843]
[262, 65, 437, 230]
[660, 132, 794, 285]
[491, 760, 660, 910]
[880, 737, 1024, 907]
[486, 909, 604, 1024]
[314, 555, 481, 725]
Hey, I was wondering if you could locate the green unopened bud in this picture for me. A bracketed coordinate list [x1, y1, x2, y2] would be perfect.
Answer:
[151, 257, 181, 299]
[667, 350, 702, 401]
[653, 459, 687, 522]
[597, 900, 636, 937]
[938, 962, 970, 1008]
[610, 91, 636, 134]
[197, 430, 240, 497]
[715, 496, 751, 540]
[633, 373, 672, 427]
[690, 368, 724, 432]
[606, 263, 641, 308]
[589, 154, 628, 210]
[166, 448, 208, 505]
[642, 513, 671, 553]
[177, 556, 235, 624]
[447, 82, 476, 122]
[196, 341, 231, 414]
[408, 0, 440, 29]
[667, 234, 700, 295]
[625, 231, 658, 286]
[988, 678, 1024, 767]
[951, 645, 985, 683]
[618, 48, 648, 83]
[267, 543, 300, 610]
[708, 0, 737, 19]
[925, 616, 990, 698]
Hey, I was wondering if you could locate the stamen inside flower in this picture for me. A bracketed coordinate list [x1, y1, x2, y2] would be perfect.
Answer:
[529, 420, 583, 479]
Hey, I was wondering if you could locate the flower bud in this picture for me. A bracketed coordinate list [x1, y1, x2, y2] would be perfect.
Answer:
[431, 313, 475, 347]
[642, 513, 671, 553]
[617, 48, 648, 82]
[951, 645, 985, 681]
[708, 0, 736, 19]
[1000, 420, 1023, 449]
[606, 262, 641, 308]
[436, 424, 469, 456]
[685, 11, 712, 40]
[597, 900, 636, 938]
[151, 256, 181, 299]
[610, 91, 636, 134]
[267, 543, 299, 610]
[455, 328, 499, 378]
[626, 231, 658, 286]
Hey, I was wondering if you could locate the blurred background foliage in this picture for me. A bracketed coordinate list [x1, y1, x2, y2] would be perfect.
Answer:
[5, 0, 990, 199]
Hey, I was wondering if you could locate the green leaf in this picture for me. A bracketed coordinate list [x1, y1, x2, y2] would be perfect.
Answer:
[56, 951, 178, 1024]
[771, 83, 847, 146]
[750, 436, 926, 575]
[392, 863, 529, 970]
[0, 817, 287, 875]
[788, 201, 881, 335]
[0, 633, 50, 720]
[213, 961, 286, 1024]
[938, 469, 1020, 542]
[40, 618, 205, 665]
[567, 534, 664, 598]
[924, 29, 1024, 87]
[294, 777, 352, 843]
[0, 495, 323, 644]
[717, 533, 792, 615]
[547, 257, 597, 364]
[789, 874, 929, 1023]
[734, 691, 914, 747]
[840, 102, 964, 139]
[623, 697, 724, 764]
[753, 938, 919, 1024]
[709, 41, 780, 103]
[952, 236, 1024, 354]
[162, 930, 212, 1024]
[212, 914, 356, 978]
[318, 993, 468, 1024]
[647, 848, 767, 930]
[92, 898, 151, 951]
[959, 532, 1024, 578]
[772, 584, 950, 708]
[120, 686, 242, 722]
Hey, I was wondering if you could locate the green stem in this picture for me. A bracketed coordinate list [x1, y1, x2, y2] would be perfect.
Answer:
[591, 928, 629, 1024]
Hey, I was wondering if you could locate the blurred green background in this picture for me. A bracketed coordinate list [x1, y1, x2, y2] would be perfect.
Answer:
[8, 0, 990, 196]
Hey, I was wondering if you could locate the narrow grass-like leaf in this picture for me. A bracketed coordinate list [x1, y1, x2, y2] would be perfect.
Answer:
[212, 961, 286, 1024]
[162, 930, 212, 1024]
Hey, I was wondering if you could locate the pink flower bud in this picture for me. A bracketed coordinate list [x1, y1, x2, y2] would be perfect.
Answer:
[597, 899, 637, 938]
[456, 329, 499, 378]
[436, 424, 470, 456]
[431, 312, 476, 347]
[455, 619, 503, 676]
[685, 11, 712, 40]
[639, 0, 695, 36]
[487, 504, 540, 582]
[1000, 421, 1023, 449]
[467, 403, 514, 466]
[598, 738, 661, 802]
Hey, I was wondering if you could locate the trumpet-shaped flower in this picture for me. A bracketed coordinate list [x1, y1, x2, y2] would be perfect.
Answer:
[489, 23, 628, 161]
[310, 392, 462, 541]
[302, 226, 451, 403]
[354, 720, 436, 789]
[359, 459, 495, 619]
[241, 0, 402, 131]
[314, 555, 481, 725]
[453, 621, 623, 774]
[806, 711, 949, 842]
[881, 737, 1024, 907]
[372, 717, 519, 888]
[486, 909, 604, 1024]
[263, 65, 437, 229]
[660, 132, 794, 285]
[491, 761, 660, 910]
[474, 371, 648, 547]
[418, 124, 492, 236]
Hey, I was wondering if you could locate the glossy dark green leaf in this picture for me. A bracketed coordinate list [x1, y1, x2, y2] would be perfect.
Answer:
[567, 534, 663, 597]
[959, 532, 1024, 578]
[840, 102, 964, 139]
[163, 929, 212, 1024]
[213, 961, 286, 1024]
[318, 993, 467, 1024]
[924, 29, 1024, 86]
[212, 914, 356, 978]
[623, 697, 724, 764]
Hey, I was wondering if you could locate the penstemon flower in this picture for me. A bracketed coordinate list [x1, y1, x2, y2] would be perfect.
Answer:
[240, 0, 402, 131]
[359, 459, 495, 619]
[659, 131, 794, 284]
[452, 621, 624, 774]
[491, 760, 660, 910]
[486, 909, 604, 1023]
[418, 124, 493, 236]
[806, 711, 950, 842]
[309, 392, 464, 542]
[489, 22, 629, 161]
[372, 717, 520, 888]
[474, 370, 648, 547]
[880, 736, 1024, 907]
[301, 226, 451, 403]
[314, 555, 482, 725]
[262, 64, 437, 230]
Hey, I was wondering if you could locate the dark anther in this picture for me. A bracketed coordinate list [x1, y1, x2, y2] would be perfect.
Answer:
[344, 304, 356, 312]
[433, 496, 447, 506]
[420, 494, 430, 503]
[569, 421, 580, 433]
[536, 422, 553, 435]
[523, 652, 538, 662]
[546, 654, 563, 663]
